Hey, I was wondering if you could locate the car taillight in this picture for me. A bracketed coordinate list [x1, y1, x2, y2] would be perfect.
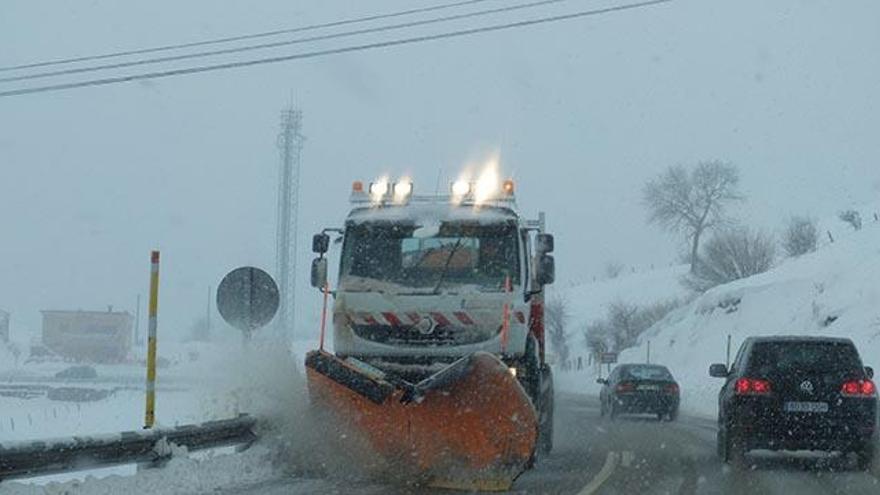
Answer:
[735, 378, 772, 396]
[665, 383, 679, 394]
[616, 382, 635, 393]
[841, 379, 876, 397]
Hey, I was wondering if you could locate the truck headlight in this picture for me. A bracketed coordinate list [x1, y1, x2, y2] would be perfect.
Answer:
[369, 180, 389, 199]
[393, 180, 413, 200]
[451, 180, 471, 196]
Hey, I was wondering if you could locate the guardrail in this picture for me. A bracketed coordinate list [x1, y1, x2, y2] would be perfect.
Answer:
[0, 414, 258, 482]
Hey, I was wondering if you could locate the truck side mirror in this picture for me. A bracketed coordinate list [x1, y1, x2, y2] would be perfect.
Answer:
[709, 363, 729, 378]
[312, 233, 330, 254]
[536, 233, 554, 254]
[311, 258, 328, 289]
[866, 366, 874, 379]
[536, 254, 555, 286]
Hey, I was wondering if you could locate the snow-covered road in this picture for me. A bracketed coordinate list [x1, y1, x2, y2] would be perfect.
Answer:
[212, 392, 880, 495]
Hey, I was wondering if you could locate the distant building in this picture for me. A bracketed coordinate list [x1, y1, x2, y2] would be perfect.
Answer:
[41, 309, 133, 363]
[0, 309, 9, 342]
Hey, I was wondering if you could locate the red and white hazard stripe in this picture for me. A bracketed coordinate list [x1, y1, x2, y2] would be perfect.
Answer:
[347, 311, 486, 327]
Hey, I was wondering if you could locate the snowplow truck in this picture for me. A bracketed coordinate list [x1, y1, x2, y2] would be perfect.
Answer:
[305, 177, 555, 490]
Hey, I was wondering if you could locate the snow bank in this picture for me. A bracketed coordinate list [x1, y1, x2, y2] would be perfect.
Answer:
[0, 444, 280, 495]
[618, 220, 880, 418]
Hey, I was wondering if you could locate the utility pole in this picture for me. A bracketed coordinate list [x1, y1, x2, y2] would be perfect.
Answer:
[134, 294, 141, 347]
[206, 286, 212, 342]
[276, 106, 305, 342]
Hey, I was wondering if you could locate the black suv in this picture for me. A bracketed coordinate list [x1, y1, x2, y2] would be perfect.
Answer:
[710, 336, 877, 469]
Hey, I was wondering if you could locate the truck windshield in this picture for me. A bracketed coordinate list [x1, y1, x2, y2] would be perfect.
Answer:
[339, 221, 520, 292]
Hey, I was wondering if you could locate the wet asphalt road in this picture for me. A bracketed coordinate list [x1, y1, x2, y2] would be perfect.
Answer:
[227, 393, 880, 494]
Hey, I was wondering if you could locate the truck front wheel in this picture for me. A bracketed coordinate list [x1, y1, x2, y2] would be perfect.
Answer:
[537, 364, 554, 455]
[517, 335, 542, 403]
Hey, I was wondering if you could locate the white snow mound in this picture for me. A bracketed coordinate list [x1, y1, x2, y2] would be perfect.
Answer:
[618, 221, 880, 418]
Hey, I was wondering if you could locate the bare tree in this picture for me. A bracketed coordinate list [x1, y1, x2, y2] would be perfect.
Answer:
[839, 209, 862, 231]
[607, 301, 640, 351]
[582, 298, 682, 356]
[583, 322, 608, 356]
[685, 227, 776, 292]
[643, 161, 742, 272]
[603, 261, 625, 280]
[638, 299, 682, 330]
[545, 296, 570, 367]
[782, 216, 818, 257]
[188, 316, 211, 342]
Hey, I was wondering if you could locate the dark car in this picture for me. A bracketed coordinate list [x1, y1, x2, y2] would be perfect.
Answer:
[598, 364, 680, 421]
[54, 365, 98, 380]
[710, 336, 878, 469]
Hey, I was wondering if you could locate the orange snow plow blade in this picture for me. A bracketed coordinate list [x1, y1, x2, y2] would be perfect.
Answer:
[304, 350, 537, 491]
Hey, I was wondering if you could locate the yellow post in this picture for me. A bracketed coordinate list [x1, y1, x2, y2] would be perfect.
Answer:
[144, 250, 160, 429]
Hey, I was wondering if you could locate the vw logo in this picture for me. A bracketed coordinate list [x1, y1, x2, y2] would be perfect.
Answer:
[799, 380, 814, 394]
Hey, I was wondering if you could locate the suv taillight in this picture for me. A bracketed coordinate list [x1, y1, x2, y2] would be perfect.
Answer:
[616, 382, 635, 393]
[841, 379, 876, 397]
[735, 378, 772, 396]
[665, 383, 679, 394]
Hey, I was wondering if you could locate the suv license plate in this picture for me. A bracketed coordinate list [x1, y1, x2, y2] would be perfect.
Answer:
[638, 385, 660, 391]
[784, 401, 829, 413]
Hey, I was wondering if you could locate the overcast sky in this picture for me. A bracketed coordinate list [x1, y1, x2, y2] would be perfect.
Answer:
[1, 0, 878, 341]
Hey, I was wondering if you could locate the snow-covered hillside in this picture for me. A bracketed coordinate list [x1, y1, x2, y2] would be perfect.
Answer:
[553, 264, 690, 397]
[618, 218, 880, 418]
[557, 264, 691, 334]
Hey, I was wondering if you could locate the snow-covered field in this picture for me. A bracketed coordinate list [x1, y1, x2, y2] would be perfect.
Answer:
[0, 444, 282, 495]
[0, 339, 322, 493]
[1, 342, 266, 443]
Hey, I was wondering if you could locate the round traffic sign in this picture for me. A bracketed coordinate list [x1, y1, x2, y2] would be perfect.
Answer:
[216, 267, 279, 334]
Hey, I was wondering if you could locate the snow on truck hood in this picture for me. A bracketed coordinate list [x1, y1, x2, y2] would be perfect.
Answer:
[339, 276, 512, 296]
[346, 203, 519, 225]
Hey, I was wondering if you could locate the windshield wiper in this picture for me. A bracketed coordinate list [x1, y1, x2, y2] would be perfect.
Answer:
[432, 238, 463, 295]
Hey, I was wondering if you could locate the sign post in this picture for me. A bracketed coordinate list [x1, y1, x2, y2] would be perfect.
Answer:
[144, 251, 160, 429]
[726, 334, 732, 368]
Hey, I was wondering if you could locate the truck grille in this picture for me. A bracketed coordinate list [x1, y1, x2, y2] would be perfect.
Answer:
[351, 324, 489, 346]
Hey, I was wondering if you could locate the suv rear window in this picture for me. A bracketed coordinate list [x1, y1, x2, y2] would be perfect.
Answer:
[748, 341, 862, 376]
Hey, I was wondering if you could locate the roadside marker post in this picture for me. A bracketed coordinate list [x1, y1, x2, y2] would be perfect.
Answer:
[319, 280, 330, 351]
[500, 275, 512, 354]
[726, 334, 732, 369]
[144, 250, 160, 429]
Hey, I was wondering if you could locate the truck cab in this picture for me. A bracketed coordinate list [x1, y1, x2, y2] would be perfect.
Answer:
[311, 176, 556, 453]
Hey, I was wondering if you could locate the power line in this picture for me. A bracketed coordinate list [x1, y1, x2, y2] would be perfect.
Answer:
[0, 0, 573, 84]
[0, 0, 672, 99]
[0, 0, 496, 73]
